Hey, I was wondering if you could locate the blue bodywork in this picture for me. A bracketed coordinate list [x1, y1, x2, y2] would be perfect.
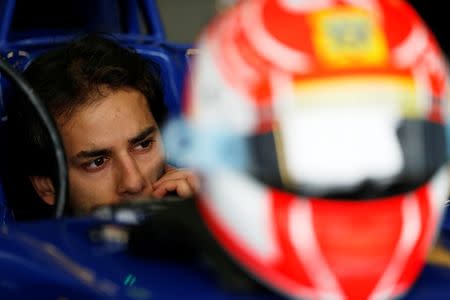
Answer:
[0, 1, 450, 299]
[0, 215, 449, 300]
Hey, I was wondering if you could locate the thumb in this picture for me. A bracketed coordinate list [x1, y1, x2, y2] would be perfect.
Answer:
[164, 163, 177, 173]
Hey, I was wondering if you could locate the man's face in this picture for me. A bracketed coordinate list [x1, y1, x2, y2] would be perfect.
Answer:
[58, 88, 165, 214]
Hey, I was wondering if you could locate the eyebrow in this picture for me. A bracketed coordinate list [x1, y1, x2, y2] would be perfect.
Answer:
[72, 126, 157, 163]
[128, 126, 157, 144]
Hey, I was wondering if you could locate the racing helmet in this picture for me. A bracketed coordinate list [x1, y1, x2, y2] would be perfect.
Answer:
[165, 0, 450, 299]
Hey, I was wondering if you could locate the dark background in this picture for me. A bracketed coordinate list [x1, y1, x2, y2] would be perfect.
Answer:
[408, 1, 450, 58]
[8, 1, 450, 54]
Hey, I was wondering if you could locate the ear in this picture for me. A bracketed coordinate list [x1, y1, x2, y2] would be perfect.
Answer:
[29, 176, 55, 206]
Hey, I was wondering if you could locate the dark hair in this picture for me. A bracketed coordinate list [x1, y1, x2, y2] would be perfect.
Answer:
[5, 33, 167, 219]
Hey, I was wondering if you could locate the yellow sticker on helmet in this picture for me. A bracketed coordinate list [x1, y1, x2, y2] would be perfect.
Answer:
[311, 7, 388, 68]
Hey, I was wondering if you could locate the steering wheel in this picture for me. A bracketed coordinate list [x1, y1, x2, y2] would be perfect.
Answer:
[0, 56, 68, 218]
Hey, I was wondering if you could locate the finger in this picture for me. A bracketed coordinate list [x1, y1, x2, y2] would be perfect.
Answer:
[186, 174, 201, 194]
[152, 180, 194, 199]
[152, 180, 192, 198]
[153, 173, 200, 196]
[153, 169, 197, 187]
[164, 163, 177, 173]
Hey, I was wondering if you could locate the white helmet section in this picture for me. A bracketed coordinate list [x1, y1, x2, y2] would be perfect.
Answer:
[188, 37, 259, 134]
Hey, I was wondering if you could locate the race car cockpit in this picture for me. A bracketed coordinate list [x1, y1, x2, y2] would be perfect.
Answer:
[0, 0, 190, 220]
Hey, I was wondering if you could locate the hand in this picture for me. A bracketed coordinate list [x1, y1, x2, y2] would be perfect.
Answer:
[152, 164, 200, 199]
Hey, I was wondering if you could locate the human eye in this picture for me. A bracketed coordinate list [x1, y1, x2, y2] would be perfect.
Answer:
[134, 139, 153, 152]
[83, 157, 108, 171]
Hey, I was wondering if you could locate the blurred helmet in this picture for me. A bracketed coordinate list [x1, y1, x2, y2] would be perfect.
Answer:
[165, 0, 450, 299]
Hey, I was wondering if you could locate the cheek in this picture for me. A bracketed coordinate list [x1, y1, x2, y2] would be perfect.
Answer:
[67, 170, 116, 213]
[138, 147, 166, 182]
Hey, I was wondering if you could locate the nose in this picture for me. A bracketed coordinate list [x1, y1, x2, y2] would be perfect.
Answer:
[116, 155, 147, 197]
